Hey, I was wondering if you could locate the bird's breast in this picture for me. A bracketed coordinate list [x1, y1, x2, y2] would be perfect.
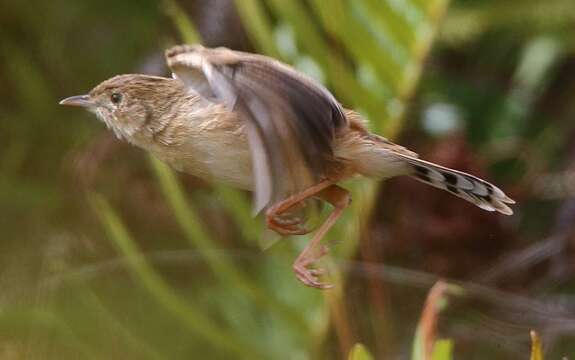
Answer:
[146, 110, 255, 191]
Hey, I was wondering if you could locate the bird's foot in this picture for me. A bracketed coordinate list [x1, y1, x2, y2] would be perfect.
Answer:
[266, 213, 310, 236]
[293, 246, 333, 289]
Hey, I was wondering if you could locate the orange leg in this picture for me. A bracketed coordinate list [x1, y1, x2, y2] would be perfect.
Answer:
[265, 179, 333, 236]
[292, 185, 350, 289]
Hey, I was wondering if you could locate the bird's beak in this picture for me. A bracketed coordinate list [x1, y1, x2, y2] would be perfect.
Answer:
[59, 94, 94, 108]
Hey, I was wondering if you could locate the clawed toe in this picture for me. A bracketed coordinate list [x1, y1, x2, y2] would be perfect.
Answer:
[267, 214, 310, 236]
[293, 258, 333, 289]
[309, 268, 325, 276]
[273, 215, 302, 226]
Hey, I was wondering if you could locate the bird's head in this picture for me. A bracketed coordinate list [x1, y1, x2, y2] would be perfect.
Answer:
[60, 74, 186, 140]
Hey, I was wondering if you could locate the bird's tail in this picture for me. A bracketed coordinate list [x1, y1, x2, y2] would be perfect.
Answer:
[397, 154, 515, 215]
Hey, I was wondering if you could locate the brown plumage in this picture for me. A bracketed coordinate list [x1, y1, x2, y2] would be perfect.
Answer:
[60, 44, 514, 289]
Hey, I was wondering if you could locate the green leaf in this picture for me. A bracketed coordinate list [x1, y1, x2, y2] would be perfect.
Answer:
[431, 339, 453, 360]
[348, 343, 374, 360]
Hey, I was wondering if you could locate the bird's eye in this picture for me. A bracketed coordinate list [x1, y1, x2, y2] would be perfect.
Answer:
[110, 93, 122, 104]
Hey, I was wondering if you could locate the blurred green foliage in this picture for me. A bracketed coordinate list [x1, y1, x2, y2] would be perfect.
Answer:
[0, 0, 574, 359]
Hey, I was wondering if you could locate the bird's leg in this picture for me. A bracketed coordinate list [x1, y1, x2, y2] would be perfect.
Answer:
[293, 185, 350, 289]
[266, 179, 333, 236]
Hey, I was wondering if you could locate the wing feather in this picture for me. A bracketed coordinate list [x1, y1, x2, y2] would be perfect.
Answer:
[166, 45, 347, 212]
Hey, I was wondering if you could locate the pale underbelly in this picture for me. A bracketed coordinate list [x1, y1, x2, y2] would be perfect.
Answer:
[150, 133, 255, 191]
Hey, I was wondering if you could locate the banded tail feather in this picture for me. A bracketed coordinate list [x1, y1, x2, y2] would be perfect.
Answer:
[398, 155, 515, 215]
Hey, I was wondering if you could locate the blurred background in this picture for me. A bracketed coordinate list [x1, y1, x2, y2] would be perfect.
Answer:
[1, 0, 575, 358]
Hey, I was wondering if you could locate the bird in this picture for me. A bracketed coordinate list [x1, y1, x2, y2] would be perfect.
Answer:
[60, 44, 515, 289]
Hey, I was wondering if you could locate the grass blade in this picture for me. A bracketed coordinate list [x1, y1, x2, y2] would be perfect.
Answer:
[412, 280, 461, 360]
[162, 0, 202, 43]
[530, 330, 544, 360]
[233, 0, 281, 57]
[89, 192, 261, 358]
[148, 157, 308, 332]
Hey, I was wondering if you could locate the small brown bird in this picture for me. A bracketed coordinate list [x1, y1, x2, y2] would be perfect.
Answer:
[60, 44, 514, 289]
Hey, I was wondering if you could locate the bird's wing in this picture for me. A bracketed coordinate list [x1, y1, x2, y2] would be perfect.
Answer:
[165, 44, 347, 213]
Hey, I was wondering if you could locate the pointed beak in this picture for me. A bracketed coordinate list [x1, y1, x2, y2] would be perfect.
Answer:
[59, 94, 94, 108]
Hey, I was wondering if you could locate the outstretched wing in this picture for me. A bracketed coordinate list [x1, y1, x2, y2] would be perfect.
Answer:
[165, 44, 347, 213]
